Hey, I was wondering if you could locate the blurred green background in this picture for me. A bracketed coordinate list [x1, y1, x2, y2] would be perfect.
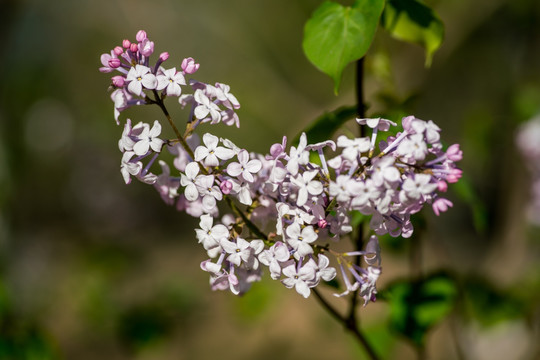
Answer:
[1, 0, 539, 359]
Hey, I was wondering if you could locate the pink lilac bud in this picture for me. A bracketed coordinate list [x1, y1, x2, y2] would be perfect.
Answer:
[437, 180, 448, 192]
[270, 143, 285, 158]
[159, 52, 169, 61]
[220, 180, 233, 194]
[113, 46, 124, 56]
[111, 75, 125, 87]
[154, 52, 170, 73]
[122, 39, 131, 48]
[446, 144, 463, 162]
[136, 30, 147, 42]
[446, 168, 462, 183]
[432, 198, 453, 216]
[181, 57, 200, 74]
[139, 38, 154, 57]
[317, 219, 328, 229]
[130, 43, 138, 53]
[108, 58, 121, 68]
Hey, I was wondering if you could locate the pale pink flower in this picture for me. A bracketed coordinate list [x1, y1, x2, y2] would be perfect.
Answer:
[194, 133, 235, 167]
[226, 150, 262, 182]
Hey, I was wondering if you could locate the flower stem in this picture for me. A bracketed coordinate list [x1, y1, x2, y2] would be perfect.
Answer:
[312, 288, 380, 360]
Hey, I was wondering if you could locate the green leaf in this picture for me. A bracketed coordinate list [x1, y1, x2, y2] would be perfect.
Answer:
[383, 273, 457, 346]
[303, 0, 385, 93]
[293, 105, 357, 145]
[381, 0, 444, 66]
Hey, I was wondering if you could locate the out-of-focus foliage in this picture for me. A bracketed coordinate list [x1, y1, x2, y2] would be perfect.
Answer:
[381, 0, 444, 66]
[383, 272, 457, 346]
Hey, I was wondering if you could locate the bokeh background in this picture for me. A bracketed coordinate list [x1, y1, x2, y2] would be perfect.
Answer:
[1, 0, 540, 359]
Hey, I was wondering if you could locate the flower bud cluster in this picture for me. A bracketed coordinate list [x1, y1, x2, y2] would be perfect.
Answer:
[99, 30, 239, 127]
[516, 116, 540, 225]
[100, 31, 463, 305]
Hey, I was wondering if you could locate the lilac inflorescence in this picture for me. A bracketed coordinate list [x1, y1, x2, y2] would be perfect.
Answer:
[100, 31, 463, 305]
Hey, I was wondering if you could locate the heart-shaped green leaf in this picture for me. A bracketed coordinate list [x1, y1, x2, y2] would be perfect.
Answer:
[382, 0, 444, 66]
[303, 0, 385, 94]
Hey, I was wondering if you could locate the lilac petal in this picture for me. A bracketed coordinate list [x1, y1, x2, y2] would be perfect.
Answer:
[185, 162, 200, 179]
[133, 141, 150, 156]
[142, 74, 157, 89]
[202, 195, 216, 212]
[237, 149, 249, 164]
[194, 105, 210, 120]
[246, 159, 262, 173]
[227, 162, 243, 177]
[215, 146, 235, 160]
[221, 239, 238, 254]
[242, 170, 254, 183]
[295, 282, 310, 298]
[203, 133, 219, 149]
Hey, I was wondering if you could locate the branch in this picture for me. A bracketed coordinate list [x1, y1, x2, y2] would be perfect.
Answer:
[312, 288, 380, 360]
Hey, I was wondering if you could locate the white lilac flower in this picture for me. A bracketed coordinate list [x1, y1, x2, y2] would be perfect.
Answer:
[195, 214, 229, 255]
[156, 67, 186, 96]
[111, 88, 142, 125]
[356, 117, 397, 131]
[258, 241, 291, 280]
[360, 266, 381, 306]
[214, 83, 240, 110]
[118, 119, 136, 152]
[194, 89, 221, 124]
[285, 223, 318, 258]
[180, 162, 200, 201]
[287, 133, 309, 175]
[329, 175, 353, 203]
[400, 173, 438, 201]
[411, 119, 440, 144]
[290, 170, 323, 207]
[226, 150, 262, 183]
[230, 179, 253, 205]
[337, 135, 370, 162]
[132, 120, 164, 155]
[397, 133, 428, 161]
[120, 151, 142, 185]
[313, 254, 337, 285]
[194, 133, 235, 167]
[221, 237, 264, 269]
[281, 260, 317, 298]
[194, 175, 223, 212]
[370, 156, 400, 187]
[126, 64, 157, 96]
[154, 160, 179, 205]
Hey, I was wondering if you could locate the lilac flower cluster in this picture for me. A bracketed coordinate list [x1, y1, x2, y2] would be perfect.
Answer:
[516, 116, 540, 225]
[100, 31, 463, 305]
[99, 30, 239, 127]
